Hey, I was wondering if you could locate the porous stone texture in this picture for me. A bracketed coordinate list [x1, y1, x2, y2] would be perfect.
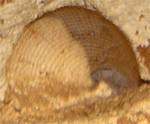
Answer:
[0, 0, 150, 124]
[1, 84, 150, 124]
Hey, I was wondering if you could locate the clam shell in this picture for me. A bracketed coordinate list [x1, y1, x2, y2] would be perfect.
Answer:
[5, 7, 140, 109]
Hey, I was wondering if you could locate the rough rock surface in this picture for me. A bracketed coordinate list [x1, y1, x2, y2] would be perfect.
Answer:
[0, 0, 150, 124]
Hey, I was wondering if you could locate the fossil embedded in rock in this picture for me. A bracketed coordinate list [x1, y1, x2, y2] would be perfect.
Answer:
[5, 7, 140, 109]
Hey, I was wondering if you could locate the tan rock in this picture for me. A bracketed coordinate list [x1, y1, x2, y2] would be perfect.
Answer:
[0, 0, 150, 124]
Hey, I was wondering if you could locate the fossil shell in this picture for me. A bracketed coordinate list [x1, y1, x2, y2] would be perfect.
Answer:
[5, 7, 140, 110]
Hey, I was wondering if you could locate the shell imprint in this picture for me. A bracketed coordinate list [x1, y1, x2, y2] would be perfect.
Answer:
[6, 7, 140, 110]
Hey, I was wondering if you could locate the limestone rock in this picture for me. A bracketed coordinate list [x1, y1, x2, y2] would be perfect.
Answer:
[0, 0, 150, 123]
